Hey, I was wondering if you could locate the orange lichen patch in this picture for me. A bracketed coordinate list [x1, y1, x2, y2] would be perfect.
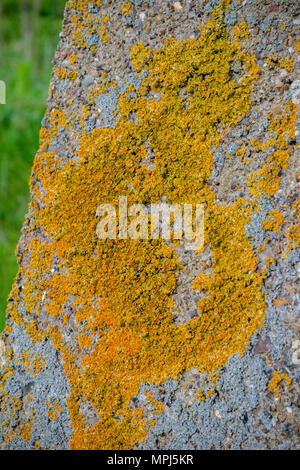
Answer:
[269, 101, 298, 146]
[266, 54, 279, 70]
[247, 101, 297, 201]
[21, 350, 46, 377]
[219, 0, 232, 10]
[101, 14, 110, 24]
[232, 20, 250, 43]
[66, 0, 109, 49]
[3, 9, 297, 450]
[99, 24, 109, 44]
[18, 15, 267, 449]
[268, 370, 291, 398]
[197, 384, 216, 402]
[54, 68, 78, 81]
[286, 199, 300, 254]
[121, 2, 131, 17]
[279, 58, 293, 73]
[262, 210, 285, 234]
[144, 392, 164, 415]
[15, 419, 34, 443]
[265, 257, 275, 269]
[46, 398, 62, 421]
[0, 394, 22, 443]
[192, 273, 211, 292]
[37, 109, 70, 154]
[197, 389, 205, 402]
[205, 388, 216, 398]
[69, 54, 77, 65]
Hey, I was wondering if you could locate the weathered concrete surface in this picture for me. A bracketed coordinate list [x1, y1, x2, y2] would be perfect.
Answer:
[0, 0, 299, 450]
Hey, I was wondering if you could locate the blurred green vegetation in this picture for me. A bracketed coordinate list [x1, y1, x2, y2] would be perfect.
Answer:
[0, 0, 66, 331]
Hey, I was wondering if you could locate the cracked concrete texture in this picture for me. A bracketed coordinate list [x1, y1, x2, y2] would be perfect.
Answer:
[1, 0, 299, 449]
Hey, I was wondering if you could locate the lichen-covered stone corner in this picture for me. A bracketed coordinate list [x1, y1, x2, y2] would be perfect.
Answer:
[1, 0, 299, 450]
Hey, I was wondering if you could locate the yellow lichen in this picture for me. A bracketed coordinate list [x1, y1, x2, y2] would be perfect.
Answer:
[69, 54, 77, 65]
[54, 68, 77, 81]
[266, 54, 279, 69]
[279, 58, 293, 73]
[121, 2, 131, 17]
[2, 6, 297, 450]
[285, 199, 300, 254]
[268, 370, 291, 398]
[262, 210, 285, 234]
[294, 39, 300, 52]
[46, 398, 62, 421]
[67, 0, 109, 49]
[24, 15, 265, 449]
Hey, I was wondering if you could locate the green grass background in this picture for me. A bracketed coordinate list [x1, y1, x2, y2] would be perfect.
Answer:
[0, 0, 66, 331]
